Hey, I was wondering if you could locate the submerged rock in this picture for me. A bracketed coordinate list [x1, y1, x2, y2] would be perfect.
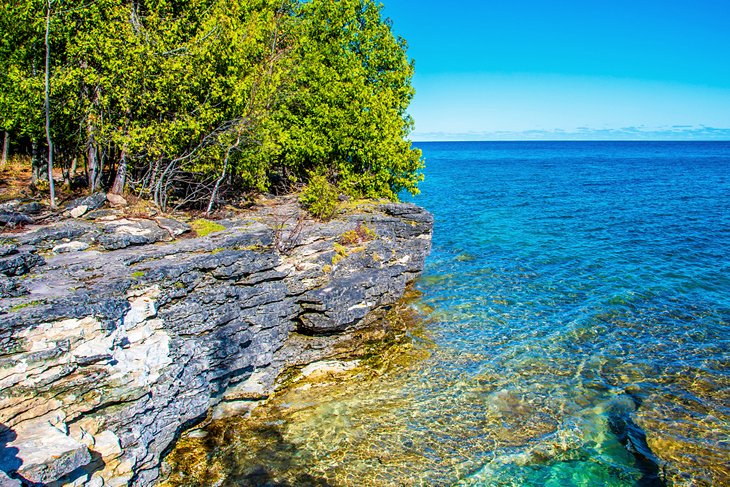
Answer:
[0, 472, 20, 487]
[0, 200, 432, 486]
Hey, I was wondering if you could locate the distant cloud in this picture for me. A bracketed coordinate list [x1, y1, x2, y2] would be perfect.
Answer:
[412, 125, 730, 142]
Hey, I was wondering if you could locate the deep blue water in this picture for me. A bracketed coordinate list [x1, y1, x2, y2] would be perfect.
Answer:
[404, 141, 730, 485]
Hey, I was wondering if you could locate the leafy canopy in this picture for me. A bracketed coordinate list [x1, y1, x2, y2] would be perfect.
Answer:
[1, 0, 423, 208]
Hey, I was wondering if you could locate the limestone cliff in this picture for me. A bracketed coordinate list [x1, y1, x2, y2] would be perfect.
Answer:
[0, 198, 432, 486]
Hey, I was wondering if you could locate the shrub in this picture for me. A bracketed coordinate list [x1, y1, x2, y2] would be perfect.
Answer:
[300, 172, 339, 220]
[338, 222, 376, 245]
[339, 230, 359, 246]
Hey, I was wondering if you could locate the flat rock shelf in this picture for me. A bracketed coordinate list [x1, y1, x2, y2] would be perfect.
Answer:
[0, 198, 432, 486]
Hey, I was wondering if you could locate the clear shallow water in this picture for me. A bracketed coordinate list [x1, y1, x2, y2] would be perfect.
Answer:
[168, 142, 730, 486]
[402, 141, 730, 485]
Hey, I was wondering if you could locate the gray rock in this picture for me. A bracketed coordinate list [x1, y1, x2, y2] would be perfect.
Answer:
[298, 263, 407, 334]
[0, 200, 19, 212]
[0, 212, 32, 227]
[0, 422, 91, 484]
[0, 252, 44, 277]
[97, 232, 147, 250]
[52, 241, 90, 254]
[19, 221, 100, 248]
[98, 219, 170, 250]
[66, 192, 106, 212]
[18, 202, 42, 215]
[0, 245, 17, 258]
[84, 209, 121, 220]
[155, 217, 191, 238]
[0, 200, 41, 215]
[0, 201, 432, 486]
[0, 201, 42, 218]
[0, 276, 27, 298]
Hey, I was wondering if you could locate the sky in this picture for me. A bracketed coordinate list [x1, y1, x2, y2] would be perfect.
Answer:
[381, 0, 730, 140]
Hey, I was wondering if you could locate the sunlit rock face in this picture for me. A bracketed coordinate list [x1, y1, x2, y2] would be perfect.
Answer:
[0, 199, 432, 486]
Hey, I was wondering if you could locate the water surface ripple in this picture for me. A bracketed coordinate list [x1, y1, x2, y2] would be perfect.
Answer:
[403, 141, 730, 486]
[171, 142, 730, 486]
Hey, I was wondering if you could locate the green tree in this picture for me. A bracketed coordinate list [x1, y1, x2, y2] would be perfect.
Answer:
[260, 0, 424, 200]
[0, 0, 46, 179]
[0, 0, 423, 208]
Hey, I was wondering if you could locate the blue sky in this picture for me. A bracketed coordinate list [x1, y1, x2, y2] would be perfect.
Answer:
[381, 0, 730, 140]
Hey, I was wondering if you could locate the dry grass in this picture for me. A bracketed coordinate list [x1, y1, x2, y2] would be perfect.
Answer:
[0, 155, 89, 206]
[0, 156, 33, 203]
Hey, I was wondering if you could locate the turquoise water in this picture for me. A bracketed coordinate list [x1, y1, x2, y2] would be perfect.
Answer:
[404, 141, 730, 485]
[169, 142, 729, 486]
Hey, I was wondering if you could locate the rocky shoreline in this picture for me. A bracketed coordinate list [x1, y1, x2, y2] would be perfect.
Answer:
[0, 196, 432, 486]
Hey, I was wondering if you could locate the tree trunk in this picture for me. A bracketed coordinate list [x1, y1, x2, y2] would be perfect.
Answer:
[69, 156, 77, 181]
[31, 139, 44, 185]
[44, 0, 56, 209]
[63, 156, 76, 187]
[1, 131, 8, 166]
[100, 148, 107, 188]
[111, 149, 127, 195]
[87, 120, 100, 191]
[207, 134, 241, 215]
[207, 150, 230, 215]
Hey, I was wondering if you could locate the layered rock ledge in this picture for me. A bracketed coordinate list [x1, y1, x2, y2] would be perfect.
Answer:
[0, 199, 432, 486]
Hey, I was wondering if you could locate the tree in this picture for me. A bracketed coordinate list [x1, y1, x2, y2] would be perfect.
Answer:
[259, 0, 424, 199]
[0, 1, 46, 179]
[0, 0, 423, 208]
[44, 0, 56, 208]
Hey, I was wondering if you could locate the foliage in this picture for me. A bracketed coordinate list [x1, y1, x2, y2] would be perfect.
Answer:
[339, 222, 376, 245]
[191, 219, 226, 237]
[0, 0, 423, 208]
[332, 242, 348, 265]
[299, 171, 339, 220]
[256, 0, 424, 199]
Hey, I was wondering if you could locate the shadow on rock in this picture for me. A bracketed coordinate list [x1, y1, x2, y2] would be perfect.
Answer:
[0, 424, 24, 486]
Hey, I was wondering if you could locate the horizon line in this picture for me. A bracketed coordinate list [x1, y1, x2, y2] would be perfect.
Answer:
[412, 139, 730, 143]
